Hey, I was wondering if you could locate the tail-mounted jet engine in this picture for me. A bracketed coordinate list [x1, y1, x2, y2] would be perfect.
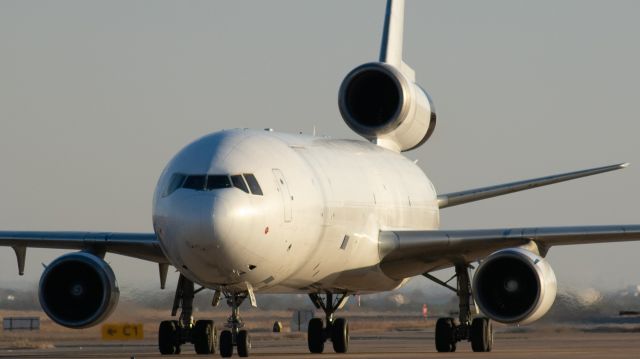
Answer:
[338, 62, 436, 152]
[472, 248, 557, 325]
[39, 252, 119, 328]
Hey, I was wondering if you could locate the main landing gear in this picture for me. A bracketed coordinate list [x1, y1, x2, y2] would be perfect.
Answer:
[158, 275, 252, 357]
[425, 264, 494, 353]
[307, 292, 350, 354]
[158, 274, 217, 355]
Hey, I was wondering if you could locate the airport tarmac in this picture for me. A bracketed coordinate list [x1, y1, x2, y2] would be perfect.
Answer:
[1, 330, 639, 359]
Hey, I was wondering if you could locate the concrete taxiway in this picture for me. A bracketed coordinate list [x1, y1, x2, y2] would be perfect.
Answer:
[1, 330, 639, 359]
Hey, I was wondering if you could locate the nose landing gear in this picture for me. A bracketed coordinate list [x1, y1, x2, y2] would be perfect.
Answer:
[306, 292, 350, 354]
[158, 276, 253, 357]
[219, 293, 251, 358]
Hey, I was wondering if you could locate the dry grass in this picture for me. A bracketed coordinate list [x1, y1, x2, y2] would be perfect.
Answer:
[1, 338, 54, 350]
[0, 305, 432, 345]
[3, 304, 637, 350]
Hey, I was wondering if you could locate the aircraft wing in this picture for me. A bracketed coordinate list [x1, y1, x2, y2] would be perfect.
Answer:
[0, 231, 167, 274]
[437, 163, 628, 209]
[378, 225, 640, 279]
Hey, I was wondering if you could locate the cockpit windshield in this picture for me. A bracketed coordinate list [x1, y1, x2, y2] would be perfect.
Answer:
[206, 175, 232, 190]
[163, 173, 263, 197]
[183, 175, 206, 190]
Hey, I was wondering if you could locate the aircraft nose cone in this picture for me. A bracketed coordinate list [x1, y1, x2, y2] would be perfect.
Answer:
[171, 192, 237, 252]
[154, 186, 262, 285]
[209, 191, 257, 260]
[211, 195, 233, 243]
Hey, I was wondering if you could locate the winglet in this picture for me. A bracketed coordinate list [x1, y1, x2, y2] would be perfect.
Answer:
[379, 0, 415, 81]
[438, 163, 629, 209]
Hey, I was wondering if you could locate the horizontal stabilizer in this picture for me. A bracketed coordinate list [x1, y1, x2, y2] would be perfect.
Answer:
[437, 163, 628, 209]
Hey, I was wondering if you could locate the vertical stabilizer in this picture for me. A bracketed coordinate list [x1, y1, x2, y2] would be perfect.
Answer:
[379, 0, 415, 81]
[338, 0, 435, 152]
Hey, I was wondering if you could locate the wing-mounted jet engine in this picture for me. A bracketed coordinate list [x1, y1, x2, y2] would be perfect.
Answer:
[472, 248, 557, 325]
[338, 1, 435, 152]
[39, 252, 119, 328]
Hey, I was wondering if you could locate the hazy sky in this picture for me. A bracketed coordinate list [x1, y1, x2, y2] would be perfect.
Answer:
[1, 0, 639, 294]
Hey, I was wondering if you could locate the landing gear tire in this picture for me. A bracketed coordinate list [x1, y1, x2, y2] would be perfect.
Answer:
[193, 320, 216, 354]
[237, 329, 251, 357]
[220, 330, 233, 358]
[331, 318, 349, 353]
[471, 317, 493, 352]
[159, 320, 181, 355]
[435, 317, 456, 353]
[307, 318, 325, 353]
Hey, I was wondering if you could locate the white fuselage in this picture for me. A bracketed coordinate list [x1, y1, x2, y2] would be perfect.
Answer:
[152, 129, 439, 294]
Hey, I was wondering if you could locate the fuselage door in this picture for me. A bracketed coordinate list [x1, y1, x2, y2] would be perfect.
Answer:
[272, 169, 293, 223]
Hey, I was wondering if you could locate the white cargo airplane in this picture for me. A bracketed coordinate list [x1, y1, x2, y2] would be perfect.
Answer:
[2, 0, 640, 357]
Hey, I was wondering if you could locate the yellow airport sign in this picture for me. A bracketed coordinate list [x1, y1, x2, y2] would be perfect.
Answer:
[101, 323, 144, 340]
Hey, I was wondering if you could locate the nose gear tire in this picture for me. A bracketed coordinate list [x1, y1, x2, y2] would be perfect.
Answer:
[237, 329, 251, 357]
[219, 330, 233, 357]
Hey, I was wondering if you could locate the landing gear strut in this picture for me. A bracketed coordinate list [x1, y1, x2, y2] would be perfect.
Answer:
[219, 293, 251, 358]
[426, 264, 493, 353]
[307, 292, 350, 354]
[158, 274, 217, 355]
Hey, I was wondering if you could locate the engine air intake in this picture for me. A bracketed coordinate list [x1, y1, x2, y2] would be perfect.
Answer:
[343, 67, 402, 128]
[39, 252, 119, 328]
[472, 248, 557, 325]
[338, 62, 436, 152]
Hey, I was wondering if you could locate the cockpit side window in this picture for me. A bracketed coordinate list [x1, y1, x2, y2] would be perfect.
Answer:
[206, 175, 232, 190]
[183, 175, 206, 190]
[230, 175, 249, 193]
[243, 173, 263, 195]
[164, 173, 186, 197]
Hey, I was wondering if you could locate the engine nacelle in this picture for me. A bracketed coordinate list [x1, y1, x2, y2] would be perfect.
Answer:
[472, 248, 557, 325]
[338, 62, 436, 152]
[39, 252, 119, 328]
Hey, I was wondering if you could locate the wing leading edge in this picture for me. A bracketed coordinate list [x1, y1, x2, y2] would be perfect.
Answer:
[0, 231, 166, 275]
[437, 163, 628, 209]
[379, 225, 640, 279]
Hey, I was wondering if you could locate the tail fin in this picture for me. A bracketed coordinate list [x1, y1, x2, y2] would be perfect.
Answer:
[379, 0, 415, 81]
